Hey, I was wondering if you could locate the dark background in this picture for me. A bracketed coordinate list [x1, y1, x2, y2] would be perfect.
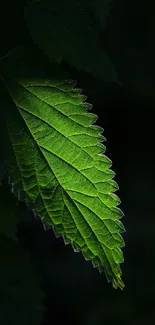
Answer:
[0, 0, 154, 324]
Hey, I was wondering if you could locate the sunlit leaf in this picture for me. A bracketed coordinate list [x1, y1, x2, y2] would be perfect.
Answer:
[1, 51, 125, 288]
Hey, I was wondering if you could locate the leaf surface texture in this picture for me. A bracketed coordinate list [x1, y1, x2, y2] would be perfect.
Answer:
[3, 75, 125, 288]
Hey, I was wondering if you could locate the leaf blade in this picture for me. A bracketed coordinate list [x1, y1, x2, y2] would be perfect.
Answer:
[3, 75, 125, 288]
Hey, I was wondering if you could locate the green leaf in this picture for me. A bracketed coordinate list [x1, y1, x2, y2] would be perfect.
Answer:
[89, 0, 113, 28]
[2, 68, 125, 289]
[25, 0, 119, 83]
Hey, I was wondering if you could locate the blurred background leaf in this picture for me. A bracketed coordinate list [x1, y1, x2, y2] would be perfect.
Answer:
[88, 0, 113, 28]
[25, 0, 120, 84]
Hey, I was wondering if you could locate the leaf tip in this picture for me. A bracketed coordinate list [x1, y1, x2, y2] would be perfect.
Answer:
[112, 276, 125, 290]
